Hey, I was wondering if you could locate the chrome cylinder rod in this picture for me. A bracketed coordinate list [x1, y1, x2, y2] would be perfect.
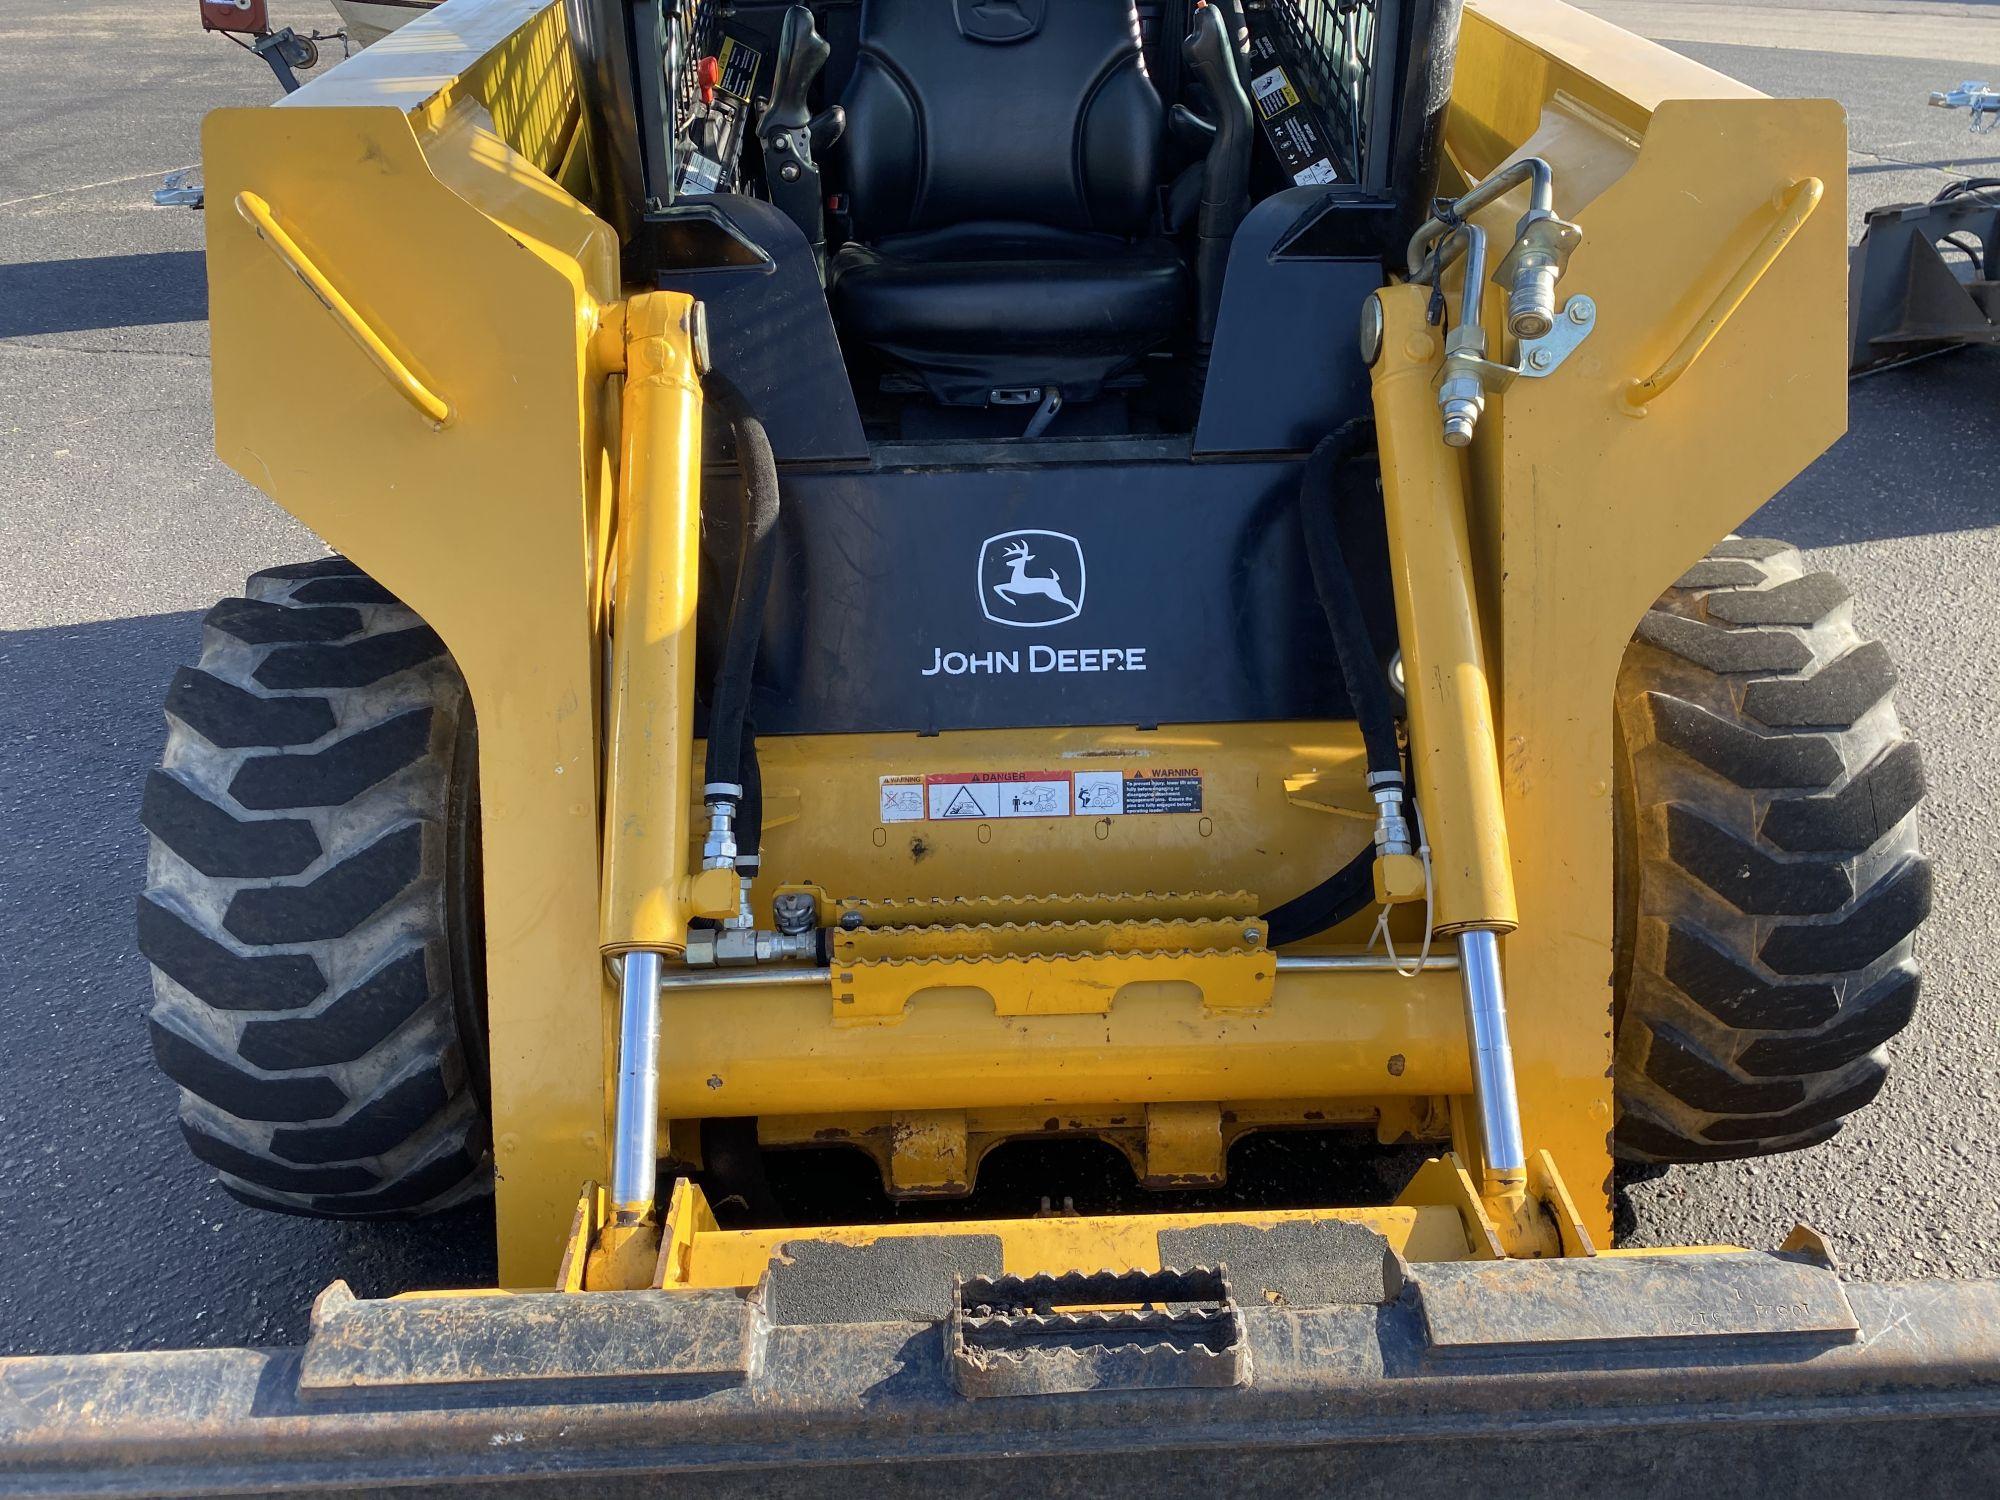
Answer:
[609, 949, 665, 1223]
[1455, 929, 1527, 1186]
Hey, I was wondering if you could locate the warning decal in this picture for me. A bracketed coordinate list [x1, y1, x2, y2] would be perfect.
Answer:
[715, 35, 763, 101]
[1073, 770, 1125, 815]
[880, 769, 1202, 822]
[1245, 33, 1342, 186]
[1122, 768, 1204, 815]
[925, 771, 1072, 820]
[1251, 65, 1301, 120]
[880, 777, 925, 823]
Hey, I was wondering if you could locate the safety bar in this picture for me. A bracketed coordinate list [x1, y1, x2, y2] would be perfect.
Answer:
[233, 190, 454, 428]
[1624, 176, 1824, 411]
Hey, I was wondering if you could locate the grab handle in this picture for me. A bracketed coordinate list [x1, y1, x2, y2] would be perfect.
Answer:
[1623, 176, 1823, 413]
[234, 190, 454, 428]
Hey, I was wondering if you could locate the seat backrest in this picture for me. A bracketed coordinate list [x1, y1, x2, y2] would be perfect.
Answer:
[841, 0, 1164, 243]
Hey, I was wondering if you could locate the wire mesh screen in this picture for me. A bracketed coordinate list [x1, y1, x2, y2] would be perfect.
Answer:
[1258, 0, 1382, 182]
[667, 0, 720, 142]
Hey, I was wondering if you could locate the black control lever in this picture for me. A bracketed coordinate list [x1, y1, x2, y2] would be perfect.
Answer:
[759, 5, 833, 258]
[1169, 102, 1218, 153]
[763, 4, 829, 133]
[1183, 5, 1253, 358]
[1207, 0, 1253, 81]
[809, 106, 846, 155]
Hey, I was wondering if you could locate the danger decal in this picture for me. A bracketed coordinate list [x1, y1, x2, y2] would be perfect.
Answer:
[879, 769, 1204, 823]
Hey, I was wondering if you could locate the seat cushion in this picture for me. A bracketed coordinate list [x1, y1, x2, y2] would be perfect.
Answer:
[830, 225, 1188, 405]
[842, 0, 1165, 243]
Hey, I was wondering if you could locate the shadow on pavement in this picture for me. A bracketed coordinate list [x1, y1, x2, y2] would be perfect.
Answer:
[1752, 347, 2000, 546]
[0, 609, 496, 1356]
[1850, 157, 2000, 176]
[0, 252, 207, 338]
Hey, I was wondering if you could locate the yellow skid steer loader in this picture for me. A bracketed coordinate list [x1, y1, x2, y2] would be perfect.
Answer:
[4, 0, 1996, 1490]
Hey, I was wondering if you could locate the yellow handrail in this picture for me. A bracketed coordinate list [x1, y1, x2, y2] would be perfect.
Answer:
[1622, 175, 1824, 413]
[233, 190, 454, 429]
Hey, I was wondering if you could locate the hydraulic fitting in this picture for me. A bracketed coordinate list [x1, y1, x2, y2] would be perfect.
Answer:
[726, 877, 756, 931]
[1367, 770, 1424, 905]
[1497, 209, 1582, 339]
[1374, 853, 1427, 905]
[772, 890, 819, 936]
[1403, 157, 1584, 445]
[1437, 351, 1488, 450]
[723, 849, 759, 933]
[700, 781, 740, 872]
[685, 927, 818, 967]
[1366, 769, 1413, 858]
[1421, 224, 1498, 447]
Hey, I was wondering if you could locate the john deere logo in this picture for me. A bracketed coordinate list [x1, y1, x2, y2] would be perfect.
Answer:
[979, 530, 1085, 628]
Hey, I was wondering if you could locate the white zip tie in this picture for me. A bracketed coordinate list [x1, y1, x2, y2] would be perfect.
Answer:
[1368, 798, 1435, 978]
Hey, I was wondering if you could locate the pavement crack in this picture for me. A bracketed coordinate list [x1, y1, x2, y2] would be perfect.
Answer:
[0, 165, 198, 210]
[1849, 144, 1986, 175]
[0, 341, 208, 362]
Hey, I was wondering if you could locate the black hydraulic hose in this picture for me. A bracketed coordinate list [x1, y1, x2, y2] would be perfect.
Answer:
[1298, 421, 1399, 776]
[1263, 847, 1375, 949]
[1261, 420, 1403, 947]
[700, 371, 781, 815]
[736, 724, 763, 876]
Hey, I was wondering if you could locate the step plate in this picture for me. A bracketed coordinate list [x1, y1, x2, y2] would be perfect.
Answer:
[829, 890, 1273, 1019]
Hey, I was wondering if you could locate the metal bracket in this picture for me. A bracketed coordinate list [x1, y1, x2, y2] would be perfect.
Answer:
[1436, 294, 1595, 402]
[1493, 212, 1583, 337]
[1514, 295, 1596, 378]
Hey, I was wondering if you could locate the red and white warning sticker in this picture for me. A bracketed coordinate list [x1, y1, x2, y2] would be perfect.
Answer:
[879, 768, 1202, 823]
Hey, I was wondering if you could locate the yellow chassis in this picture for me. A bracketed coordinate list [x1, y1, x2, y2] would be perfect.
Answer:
[199, 0, 1845, 1284]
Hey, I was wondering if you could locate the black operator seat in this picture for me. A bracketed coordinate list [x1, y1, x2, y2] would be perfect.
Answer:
[829, 0, 1188, 407]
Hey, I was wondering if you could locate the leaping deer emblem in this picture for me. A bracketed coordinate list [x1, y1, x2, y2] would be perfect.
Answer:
[991, 539, 1078, 612]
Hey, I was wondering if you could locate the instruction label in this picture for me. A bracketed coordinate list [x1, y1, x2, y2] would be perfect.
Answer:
[931, 772, 1072, 820]
[1247, 35, 1341, 186]
[715, 35, 763, 101]
[880, 769, 1203, 823]
[677, 152, 724, 195]
[1121, 768, 1205, 814]
[1251, 65, 1302, 120]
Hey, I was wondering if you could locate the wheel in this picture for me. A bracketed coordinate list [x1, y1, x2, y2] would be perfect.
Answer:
[139, 557, 490, 1216]
[278, 33, 319, 71]
[1612, 538, 1929, 1162]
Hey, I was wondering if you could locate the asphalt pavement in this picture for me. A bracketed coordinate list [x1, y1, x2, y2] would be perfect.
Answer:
[0, 0, 1996, 1357]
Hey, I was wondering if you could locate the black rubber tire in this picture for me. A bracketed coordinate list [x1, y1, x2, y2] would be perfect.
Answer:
[1612, 538, 1928, 1163]
[139, 557, 491, 1216]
